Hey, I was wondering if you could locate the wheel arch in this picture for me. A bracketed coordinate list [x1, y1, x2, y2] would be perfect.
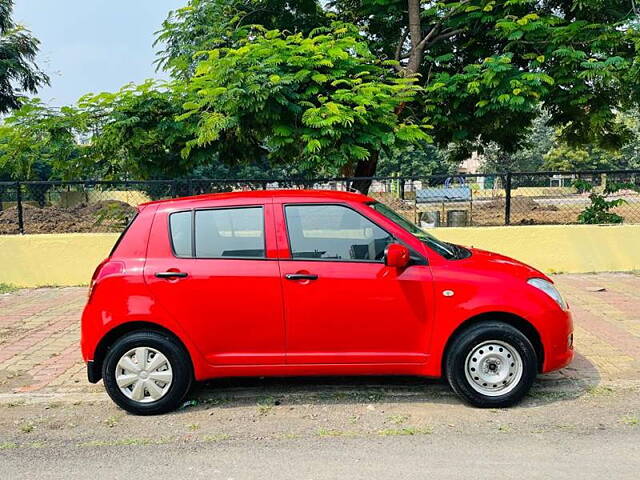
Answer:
[90, 321, 193, 383]
[441, 312, 544, 376]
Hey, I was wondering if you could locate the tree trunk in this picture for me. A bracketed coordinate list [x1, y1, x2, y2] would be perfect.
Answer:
[406, 0, 424, 75]
[349, 151, 379, 194]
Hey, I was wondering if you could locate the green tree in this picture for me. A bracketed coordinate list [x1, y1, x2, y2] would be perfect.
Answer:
[155, 0, 328, 79]
[543, 144, 627, 171]
[180, 23, 430, 191]
[481, 113, 556, 172]
[334, 0, 640, 168]
[0, 0, 49, 113]
[157, 1, 640, 180]
[0, 99, 86, 181]
[76, 81, 212, 180]
[377, 141, 453, 177]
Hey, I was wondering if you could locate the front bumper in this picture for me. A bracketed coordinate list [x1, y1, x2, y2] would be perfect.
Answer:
[541, 309, 574, 373]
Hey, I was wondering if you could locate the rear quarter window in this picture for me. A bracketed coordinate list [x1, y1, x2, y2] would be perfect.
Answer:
[109, 212, 139, 257]
[169, 211, 193, 257]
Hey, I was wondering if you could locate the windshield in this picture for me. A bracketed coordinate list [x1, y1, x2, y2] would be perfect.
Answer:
[368, 202, 460, 260]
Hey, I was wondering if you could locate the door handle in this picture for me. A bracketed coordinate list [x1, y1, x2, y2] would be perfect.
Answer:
[285, 273, 318, 281]
[155, 271, 189, 279]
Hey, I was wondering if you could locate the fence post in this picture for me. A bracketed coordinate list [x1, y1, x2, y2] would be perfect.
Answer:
[504, 172, 512, 226]
[16, 181, 24, 234]
[399, 178, 405, 200]
[172, 180, 179, 198]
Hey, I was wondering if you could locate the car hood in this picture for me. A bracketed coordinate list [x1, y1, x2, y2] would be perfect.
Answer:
[462, 246, 549, 282]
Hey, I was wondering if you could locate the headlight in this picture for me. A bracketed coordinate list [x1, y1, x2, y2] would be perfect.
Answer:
[527, 278, 567, 310]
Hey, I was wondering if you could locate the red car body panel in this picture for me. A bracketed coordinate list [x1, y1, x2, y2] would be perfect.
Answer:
[81, 190, 573, 382]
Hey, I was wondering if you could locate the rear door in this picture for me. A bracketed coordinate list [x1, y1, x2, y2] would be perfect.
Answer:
[143, 200, 285, 365]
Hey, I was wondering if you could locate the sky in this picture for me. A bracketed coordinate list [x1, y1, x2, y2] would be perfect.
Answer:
[14, 0, 187, 106]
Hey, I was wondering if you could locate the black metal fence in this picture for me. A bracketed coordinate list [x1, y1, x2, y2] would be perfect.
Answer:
[1, 170, 640, 234]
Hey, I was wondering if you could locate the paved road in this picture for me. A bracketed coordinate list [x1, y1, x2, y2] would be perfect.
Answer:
[3, 430, 640, 480]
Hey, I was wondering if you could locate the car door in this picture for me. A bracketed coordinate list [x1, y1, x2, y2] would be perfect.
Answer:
[277, 202, 433, 365]
[144, 201, 285, 365]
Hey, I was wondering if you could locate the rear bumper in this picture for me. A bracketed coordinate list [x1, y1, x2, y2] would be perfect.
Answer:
[87, 361, 101, 383]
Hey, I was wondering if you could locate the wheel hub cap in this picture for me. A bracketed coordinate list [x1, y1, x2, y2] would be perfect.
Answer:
[464, 340, 523, 397]
[115, 347, 173, 404]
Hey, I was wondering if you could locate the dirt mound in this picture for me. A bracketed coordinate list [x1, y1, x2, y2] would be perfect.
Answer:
[0, 200, 136, 234]
[477, 196, 558, 212]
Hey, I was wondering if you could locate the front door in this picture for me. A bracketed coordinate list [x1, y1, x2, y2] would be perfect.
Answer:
[144, 204, 285, 365]
[278, 203, 433, 365]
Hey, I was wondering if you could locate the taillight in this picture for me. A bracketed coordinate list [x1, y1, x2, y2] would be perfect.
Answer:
[88, 260, 125, 300]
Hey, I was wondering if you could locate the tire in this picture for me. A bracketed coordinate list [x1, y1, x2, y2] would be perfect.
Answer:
[445, 322, 537, 408]
[102, 331, 193, 415]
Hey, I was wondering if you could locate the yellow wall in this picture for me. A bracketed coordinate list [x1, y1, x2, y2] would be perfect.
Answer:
[1, 225, 639, 287]
[0, 233, 118, 287]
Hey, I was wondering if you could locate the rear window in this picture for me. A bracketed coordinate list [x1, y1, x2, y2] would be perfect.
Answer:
[169, 207, 265, 259]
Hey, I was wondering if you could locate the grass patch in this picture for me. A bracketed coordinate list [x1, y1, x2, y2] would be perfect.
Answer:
[202, 433, 231, 442]
[621, 415, 639, 426]
[0, 283, 19, 294]
[20, 422, 34, 434]
[317, 428, 359, 437]
[256, 396, 279, 416]
[0, 442, 18, 450]
[377, 426, 433, 436]
[388, 414, 409, 425]
[586, 385, 616, 397]
[79, 438, 170, 447]
[103, 415, 120, 428]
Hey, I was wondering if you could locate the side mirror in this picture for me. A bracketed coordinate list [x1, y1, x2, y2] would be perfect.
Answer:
[384, 243, 410, 269]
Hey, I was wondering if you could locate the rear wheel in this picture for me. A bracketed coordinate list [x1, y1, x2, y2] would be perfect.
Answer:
[445, 322, 537, 408]
[102, 331, 192, 415]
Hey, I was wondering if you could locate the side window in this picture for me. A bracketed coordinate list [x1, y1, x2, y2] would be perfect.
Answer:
[169, 211, 192, 257]
[195, 207, 265, 258]
[285, 204, 393, 261]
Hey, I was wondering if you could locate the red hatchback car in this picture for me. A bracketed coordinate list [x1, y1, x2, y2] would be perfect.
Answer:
[81, 190, 573, 414]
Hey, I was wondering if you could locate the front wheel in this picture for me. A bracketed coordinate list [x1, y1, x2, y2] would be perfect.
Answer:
[102, 331, 193, 415]
[445, 322, 537, 408]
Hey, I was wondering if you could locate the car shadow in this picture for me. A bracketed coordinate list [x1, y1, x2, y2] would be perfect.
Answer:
[178, 349, 599, 412]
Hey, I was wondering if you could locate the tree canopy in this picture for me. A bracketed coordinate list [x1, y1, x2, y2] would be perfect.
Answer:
[0, 0, 49, 113]
[1, 0, 640, 187]
[180, 23, 429, 179]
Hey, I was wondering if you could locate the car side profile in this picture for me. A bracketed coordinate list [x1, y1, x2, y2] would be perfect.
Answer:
[81, 190, 574, 415]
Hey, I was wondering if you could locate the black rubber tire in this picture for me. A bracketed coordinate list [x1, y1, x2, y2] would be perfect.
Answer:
[102, 331, 193, 415]
[445, 322, 537, 408]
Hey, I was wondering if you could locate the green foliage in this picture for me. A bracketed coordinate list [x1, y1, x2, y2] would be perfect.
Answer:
[377, 141, 455, 177]
[77, 80, 215, 180]
[0, 0, 49, 112]
[155, 0, 328, 79]
[332, 0, 640, 159]
[181, 23, 430, 175]
[543, 144, 627, 171]
[480, 112, 556, 172]
[572, 179, 593, 194]
[578, 181, 640, 224]
[0, 99, 86, 180]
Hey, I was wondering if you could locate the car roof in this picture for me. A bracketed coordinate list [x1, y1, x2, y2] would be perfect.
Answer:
[139, 189, 374, 208]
